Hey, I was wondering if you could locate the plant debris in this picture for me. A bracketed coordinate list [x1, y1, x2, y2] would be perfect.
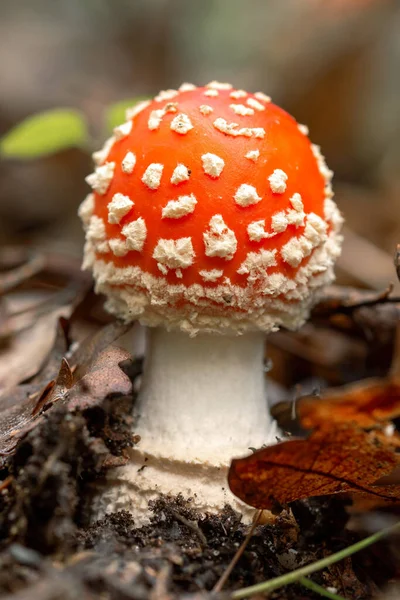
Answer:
[228, 425, 400, 511]
[272, 321, 400, 434]
[295, 376, 400, 430]
[0, 331, 133, 458]
[0, 248, 400, 599]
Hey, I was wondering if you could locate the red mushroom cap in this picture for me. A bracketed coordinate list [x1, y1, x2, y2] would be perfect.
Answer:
[79, 82, 343, 335]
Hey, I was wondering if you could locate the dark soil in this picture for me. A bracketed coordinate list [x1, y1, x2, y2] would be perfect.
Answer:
[0, 363, 398, 600]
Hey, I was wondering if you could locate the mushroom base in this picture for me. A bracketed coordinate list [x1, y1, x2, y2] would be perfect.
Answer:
[89, 328, 278, 524]
[88, 447, 277, 524]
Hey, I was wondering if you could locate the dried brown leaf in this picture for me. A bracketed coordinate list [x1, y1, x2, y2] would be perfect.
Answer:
[31, 317, 70, 384]
[32, 358, 73, 416]
[228, 425, 400, 510]
[0, 385, 45, 456]
[0, 247, 45, 296]
[273, 321, 400, 431]
[0, 286, 80, 393]
[0, 340, 132, 456]
[70, 320, 133, 379]
[0, 358, 73, 455]
[0, 310, 69, 392]
[271, 325, 400, 429]
[67, 346, 132, 411]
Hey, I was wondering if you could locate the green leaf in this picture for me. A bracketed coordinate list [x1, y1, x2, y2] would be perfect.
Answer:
[0, 109, 89, 159]
[105, 97, 150, 132]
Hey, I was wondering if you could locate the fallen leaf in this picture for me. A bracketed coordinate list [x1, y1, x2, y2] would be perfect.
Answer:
[69, 320, 133, 379]
[0, 358, 74, 456]
[228, 425, 400, 511]
[0, 247, 45, 296]
[0, 384, 45, 456]
[32, 358, 73, 416]
[297, 377, 400, 430]
[273, 323, 400, 431]
[0, 286, 80, 393]
[0, 343, 132, 456]
[31, 317, 70, 384]
[0, 315, 72, 459]
[67, 346, 132, 411]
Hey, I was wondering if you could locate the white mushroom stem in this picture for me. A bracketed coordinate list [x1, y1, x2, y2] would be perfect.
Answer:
[91, 328, 278, 524]
[136, 328, 275, 462]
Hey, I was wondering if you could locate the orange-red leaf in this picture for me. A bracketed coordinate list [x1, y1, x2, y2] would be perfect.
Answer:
[298, 377, 400, 429]
[228, 425, 400, 510]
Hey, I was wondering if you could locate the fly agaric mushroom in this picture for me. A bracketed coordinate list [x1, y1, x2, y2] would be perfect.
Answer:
[80, 81, 343, 522]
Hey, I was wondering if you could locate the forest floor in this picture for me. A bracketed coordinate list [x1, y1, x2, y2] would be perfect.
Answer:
[0, 248, 399, 599]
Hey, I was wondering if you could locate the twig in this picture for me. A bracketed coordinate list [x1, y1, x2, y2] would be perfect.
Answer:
[313, 285, 400, 318]
[328, 289, 400, 313]
[299, 577, 346, 600]
[340, 293, 400, 312]
[231, 520, 400, 598]
[0, 248, 45, 295]
[389, 321, 400, 377]
[170, 510, 207, 547]
[213, 510, 262, 593]
[0, 475, 13, 491]
[394, 244, 400, 283]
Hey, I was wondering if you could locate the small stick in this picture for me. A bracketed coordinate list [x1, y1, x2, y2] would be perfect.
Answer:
[170, 509, 207, 547]
[395, 244, 400, 283]
[0, 476, 13, 491]
[0, 248, 45, 295]
[389, 321, 400, 377]
[213, 509, 262, 593]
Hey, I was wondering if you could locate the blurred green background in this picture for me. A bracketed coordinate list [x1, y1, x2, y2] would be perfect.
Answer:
[0, 0, 399, 289]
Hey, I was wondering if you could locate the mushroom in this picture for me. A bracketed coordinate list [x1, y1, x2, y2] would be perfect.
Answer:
[79, 82, 343, 523]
